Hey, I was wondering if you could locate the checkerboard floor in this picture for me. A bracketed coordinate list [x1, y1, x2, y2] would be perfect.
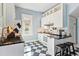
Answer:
[24, 41, 51, 56]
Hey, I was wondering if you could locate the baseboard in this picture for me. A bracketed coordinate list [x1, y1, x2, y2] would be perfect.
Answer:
[24, 39, 39, 43]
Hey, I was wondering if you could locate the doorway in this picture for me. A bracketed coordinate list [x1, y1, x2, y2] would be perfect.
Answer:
[68, 16, 77, 43]
[21, 14, 33, 42]
[68, 5, 79, 45]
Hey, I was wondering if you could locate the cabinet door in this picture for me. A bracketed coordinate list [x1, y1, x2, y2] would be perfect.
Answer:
[49, 13, 54, 24]
[0, 4, 2, 37]
[47, 37, 55, 55]
[0, 17, 2, 37]
[41, 16, 51, 26]
[2, 3, 15, 27]
[0, 3, 2, 26]
[0, 3, 2, 17]
[41, 17, 46, 26]
[53, 9, 63, 27]
[45, 15, 50, 24]
[38, 34, 43, 42]
[6, 3, 15, 27]
[0, 43, 24, 56]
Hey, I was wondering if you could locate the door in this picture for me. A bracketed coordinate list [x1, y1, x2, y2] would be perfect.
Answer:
[21, 14, 33, 41]
[68, 16, 77, 43]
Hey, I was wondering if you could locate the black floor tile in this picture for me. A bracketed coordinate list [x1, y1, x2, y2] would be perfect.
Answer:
[32, 52, 40, 56]
[24, 41, 51, 56]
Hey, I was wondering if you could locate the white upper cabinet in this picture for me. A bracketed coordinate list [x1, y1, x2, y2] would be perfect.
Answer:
[41, 17, 46, 26]
[3, 3, 15, 27]
[41, 4, 66, 28]
[0, 3, 2, 36]
[53, 7, 63, 27]
[0, 3, 2, 27]
[0, 3, 2, 17]
[6, 3, 15, 27]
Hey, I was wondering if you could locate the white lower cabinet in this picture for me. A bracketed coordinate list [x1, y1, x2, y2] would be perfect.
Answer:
[47, 37, 68, 56]
[47, 37, 55, 56]
[38, 34, 47, 46]
[38, 34, 43, 42]
[0, 43, 24, 56]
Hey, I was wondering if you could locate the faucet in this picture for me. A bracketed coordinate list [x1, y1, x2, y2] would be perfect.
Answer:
[59, 29, 64, 38]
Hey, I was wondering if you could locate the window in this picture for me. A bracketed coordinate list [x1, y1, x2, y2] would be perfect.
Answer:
[22, 14, 32, 35]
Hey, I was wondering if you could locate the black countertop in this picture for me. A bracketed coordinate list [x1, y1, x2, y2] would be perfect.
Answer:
[47, 34, 72, 39]
[0, 37, 24, 46]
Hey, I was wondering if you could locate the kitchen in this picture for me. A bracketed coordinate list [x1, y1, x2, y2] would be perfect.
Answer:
[37, 3, 72, 56]
[0, 3, 79, 56]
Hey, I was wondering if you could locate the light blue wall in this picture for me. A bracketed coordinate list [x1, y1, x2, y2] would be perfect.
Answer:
[15, 6, 42, 41]
[63, 4, 67, 28]
[64, 3, 79, 29]
[77, 17, 79, 44]
[60, 3, 79, 29]
[67, 3, 79, 43]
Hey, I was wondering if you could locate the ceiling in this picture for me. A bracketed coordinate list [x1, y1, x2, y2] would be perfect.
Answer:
[69, 5, 79, 17]
[15, 3, 57, 12]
